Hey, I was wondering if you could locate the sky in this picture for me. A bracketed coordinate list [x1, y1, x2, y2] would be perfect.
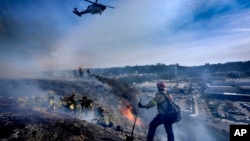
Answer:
[1, 0, 250, 77]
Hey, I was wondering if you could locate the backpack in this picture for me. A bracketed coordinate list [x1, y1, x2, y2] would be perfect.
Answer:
[158, 93, 181, 123]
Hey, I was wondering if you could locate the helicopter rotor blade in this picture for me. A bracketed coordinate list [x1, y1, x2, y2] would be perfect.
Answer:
[104, 5, 114, 8]
[84, 0, 114, 8]
[84, 0, 95, 4]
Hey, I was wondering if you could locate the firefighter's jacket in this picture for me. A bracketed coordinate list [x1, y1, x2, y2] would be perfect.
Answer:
[145, 92, 173, 115]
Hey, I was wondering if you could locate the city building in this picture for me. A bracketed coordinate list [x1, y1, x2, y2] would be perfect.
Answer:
[205, 79, 250, 101]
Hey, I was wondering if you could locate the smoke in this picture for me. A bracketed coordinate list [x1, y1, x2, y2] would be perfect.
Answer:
[78, 111, 97, 122]
[0, 0, 74, 78]
[139, 112, 229, 141]
[1, 0, 250, 77]
[0, 79, 46, 98]
[0, 78, 102, 124]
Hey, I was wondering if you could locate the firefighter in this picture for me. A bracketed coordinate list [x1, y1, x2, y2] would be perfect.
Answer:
[87, 69, 92, 76]
[79, 96, 93, 114]
[67, 93, 76, 111]
[82, 97, 93, 114]
[79, 67, 83, 78]
[85, 98, 93, 110]
[96, 106, 104, 117]
[79, 96, 87, 111]
[48, 90, 55, 110]
[75, 98, 83, 116]
[57, 96, 64, 109]
[96, 107, 113, 127]
[138, 82, 175, 141]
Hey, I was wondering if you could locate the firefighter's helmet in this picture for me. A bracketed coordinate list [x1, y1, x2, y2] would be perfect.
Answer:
[157, 81, 166, 90]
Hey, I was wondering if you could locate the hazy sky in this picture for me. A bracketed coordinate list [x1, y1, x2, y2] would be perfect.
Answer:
[1, 0, 250, 77]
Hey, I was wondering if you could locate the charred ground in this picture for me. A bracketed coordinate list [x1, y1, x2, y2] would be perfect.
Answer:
[0, 72, 230, 141]
[0, 76, 146, 141]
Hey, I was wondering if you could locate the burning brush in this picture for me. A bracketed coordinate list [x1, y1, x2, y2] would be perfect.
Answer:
[121, 105, 141, 126]
[121, 99, 143, 141]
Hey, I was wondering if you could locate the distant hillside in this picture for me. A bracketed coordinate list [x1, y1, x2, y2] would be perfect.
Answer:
[91, 61, 250, 78]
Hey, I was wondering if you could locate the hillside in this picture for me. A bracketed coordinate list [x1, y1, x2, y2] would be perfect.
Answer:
[0, 74, 229, 141]
[0, 75, 146, 141]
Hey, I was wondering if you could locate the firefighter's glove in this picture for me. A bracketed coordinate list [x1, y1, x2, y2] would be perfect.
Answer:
[138, 102, 145, 108]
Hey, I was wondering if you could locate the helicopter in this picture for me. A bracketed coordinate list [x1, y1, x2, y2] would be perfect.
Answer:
[73, 0, 114, 17]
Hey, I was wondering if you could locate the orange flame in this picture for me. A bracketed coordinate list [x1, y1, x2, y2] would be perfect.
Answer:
[121, 105, 141, 125]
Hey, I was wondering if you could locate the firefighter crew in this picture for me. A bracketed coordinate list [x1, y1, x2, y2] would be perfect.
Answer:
[138, 81, 175, 141]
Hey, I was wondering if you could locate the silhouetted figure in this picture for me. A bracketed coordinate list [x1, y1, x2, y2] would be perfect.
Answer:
[96, 106, 104, 117]
[79, 67, 83, 78]
[85, 98, 93, 113]
[139, 82, 175, 141]
[87, 69, 92, 76]
[60, 93, 76, 113]
[78, 96, 93, 114]
[67, 93, 76, 105]
[96, 106, 113, 127]
[79, 96, 87, 111]
[48, 90, 55, 110]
